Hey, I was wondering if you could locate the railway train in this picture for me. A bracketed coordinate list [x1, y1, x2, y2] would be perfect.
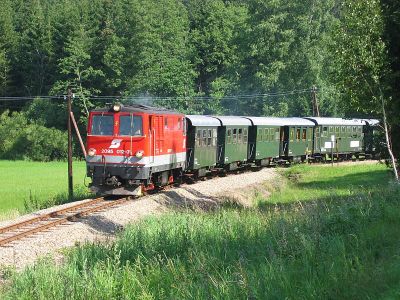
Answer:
[86, 103, 379, 195]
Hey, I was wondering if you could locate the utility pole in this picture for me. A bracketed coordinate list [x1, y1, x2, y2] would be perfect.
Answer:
[67, 89, 73, 200]
[311, 86, 320, 117]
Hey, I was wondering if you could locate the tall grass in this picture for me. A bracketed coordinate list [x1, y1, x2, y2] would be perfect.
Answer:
[2, 163, 399, 299]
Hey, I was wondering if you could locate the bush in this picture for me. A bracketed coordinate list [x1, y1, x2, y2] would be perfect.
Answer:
[0, 110, 68, 161]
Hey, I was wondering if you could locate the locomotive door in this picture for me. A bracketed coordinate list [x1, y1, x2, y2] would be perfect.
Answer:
[150, 115, 164, 161]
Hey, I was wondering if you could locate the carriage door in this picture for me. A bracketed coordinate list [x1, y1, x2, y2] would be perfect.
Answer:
[150, 115, 164, 159]
[280, 127, 289, 156]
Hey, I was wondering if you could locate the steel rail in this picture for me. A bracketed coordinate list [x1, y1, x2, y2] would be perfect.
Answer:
[0, 198, 105, 234]
[0, 198, 126, 246]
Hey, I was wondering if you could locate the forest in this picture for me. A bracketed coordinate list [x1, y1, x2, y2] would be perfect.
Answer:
[0, 0, 399, 161]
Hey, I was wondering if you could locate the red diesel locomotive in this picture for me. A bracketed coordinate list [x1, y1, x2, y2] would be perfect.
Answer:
[86, 104, 186, 195]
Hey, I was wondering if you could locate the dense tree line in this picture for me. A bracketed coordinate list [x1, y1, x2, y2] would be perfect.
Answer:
[0, 0, 398, 160]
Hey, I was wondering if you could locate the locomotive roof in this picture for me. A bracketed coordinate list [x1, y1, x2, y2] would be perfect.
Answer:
[91, 104, 180, 115]
[186, 115, 221, 127]
[305, 117, 366, 126]
[244, 117, 314, 126]
[212, 116, 252, 126]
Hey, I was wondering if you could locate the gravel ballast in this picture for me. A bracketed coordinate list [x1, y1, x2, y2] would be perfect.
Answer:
[0, 168, 278, 271]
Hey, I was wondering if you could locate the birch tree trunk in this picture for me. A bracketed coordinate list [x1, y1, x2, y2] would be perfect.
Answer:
[380, 93, 399, 183]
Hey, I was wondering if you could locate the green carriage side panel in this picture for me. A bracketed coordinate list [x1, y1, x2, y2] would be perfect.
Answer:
[286, 125, 314, 157]
[186, 116, 220, 171]
[253, 126, 280, 160]
[218, 125, 249, 164]
[305, 118, 366, 155]
[213, 116, 252, 166]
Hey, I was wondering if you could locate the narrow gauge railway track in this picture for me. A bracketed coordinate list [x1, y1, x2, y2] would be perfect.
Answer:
[0, 197, 127, 247]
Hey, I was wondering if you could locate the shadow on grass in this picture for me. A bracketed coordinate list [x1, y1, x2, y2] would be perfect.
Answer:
[295, 169, 391, 191]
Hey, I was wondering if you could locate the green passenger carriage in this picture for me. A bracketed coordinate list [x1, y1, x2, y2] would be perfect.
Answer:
[213, 116, 252, 171]
[305, 117, 366, 159]
[280, 118, 315, 162]
[185, 115, 220, 177]
[243, 117, 282, 166]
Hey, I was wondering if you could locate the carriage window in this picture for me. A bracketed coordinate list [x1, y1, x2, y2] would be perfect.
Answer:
[290, 128, 295, 141]
[196, 130, 201, 146]
[91, 115, 114, 136]
[227, 129, 232, 144]
[275, 128, 280, 141]
[119, 115, 143, 136]
[269, 128, 274, 141]
[212, 129, 217, 146]
[335, 126, 340, 133]
[264, 128, 269, 142]
[258, 128, 263, 142]
[232, 129, 237, 144]
[243, 128, 248, 143]
[316, 127, 320, 138]
[302, 128, 307, 141]
[357, 126, 362, 133]
[329, 126, 333, 133]
[347, 126, 351, 133]
[322, 127, 328, 137]
[207, 129, 212, 146]
[308, 128, 312, 141]
[341, 126, 346, 133]
[238, 129, 243, 144]
[296, 128, 301, 141]
[202, 130, 207, 146]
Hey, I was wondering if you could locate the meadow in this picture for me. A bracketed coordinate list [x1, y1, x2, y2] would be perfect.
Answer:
[0, 160, 91, 217]
[1, 162, 400, 299]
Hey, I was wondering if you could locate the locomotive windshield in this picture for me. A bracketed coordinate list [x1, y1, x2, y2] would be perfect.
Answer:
[91, 115, 114, 136]
[119, 115, 143, 136]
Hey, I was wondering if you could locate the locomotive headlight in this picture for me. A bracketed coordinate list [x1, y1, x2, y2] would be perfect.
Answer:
[135, 150, 144, 158]
[88, 148, 96, 157]
[112, 103, 122, 112]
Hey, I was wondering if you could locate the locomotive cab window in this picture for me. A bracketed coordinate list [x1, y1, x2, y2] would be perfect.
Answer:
[119, 115, 143, 136]
[91, 115, 114, 136]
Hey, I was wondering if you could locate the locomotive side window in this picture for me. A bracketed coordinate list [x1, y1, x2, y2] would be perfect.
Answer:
[91, 115, 114, 136]
[119, 115, 143, 136]
[183, 118, 187, 136]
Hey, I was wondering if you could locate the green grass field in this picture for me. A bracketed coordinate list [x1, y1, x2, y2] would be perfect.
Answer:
[0, 160, 90, 216]
[2, 163, 400, 299]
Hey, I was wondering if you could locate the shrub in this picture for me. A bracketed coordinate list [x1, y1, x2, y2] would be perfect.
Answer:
[0, 110, 68, 161]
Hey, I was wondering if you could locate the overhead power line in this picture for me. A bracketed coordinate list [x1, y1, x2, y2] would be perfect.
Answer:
[0, 88, 314, 102]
